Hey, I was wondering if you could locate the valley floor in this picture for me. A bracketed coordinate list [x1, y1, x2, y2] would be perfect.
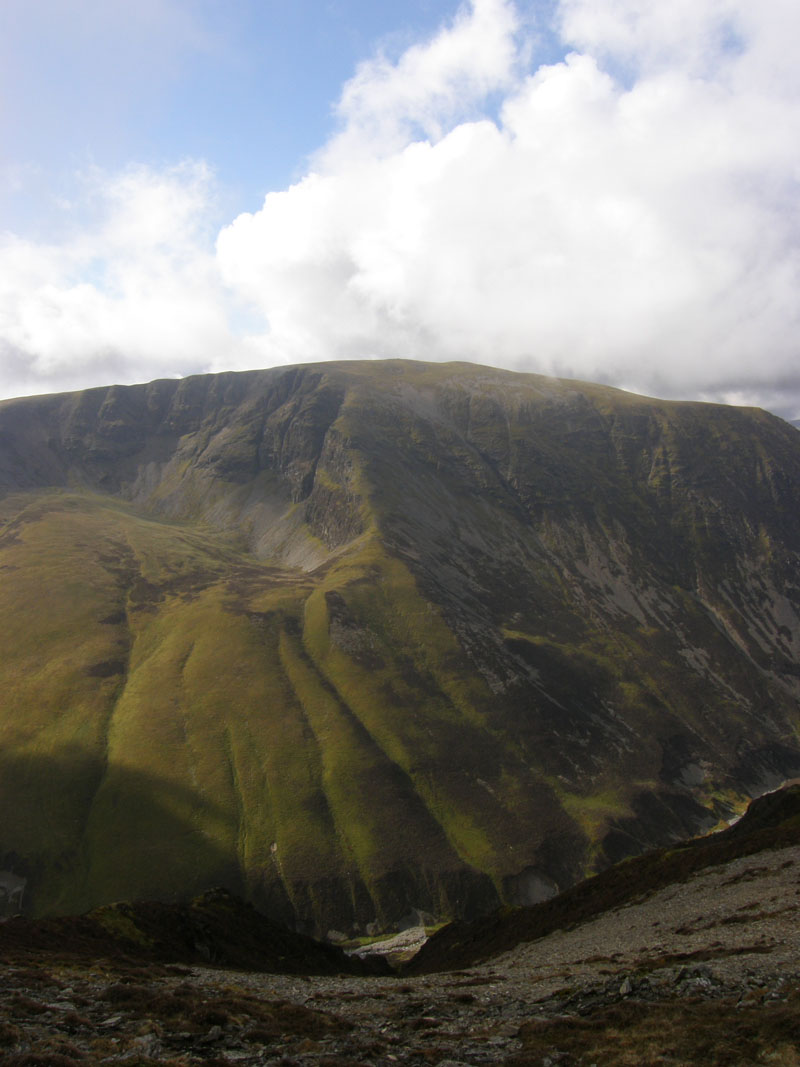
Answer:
[2, 844, 800, 1065]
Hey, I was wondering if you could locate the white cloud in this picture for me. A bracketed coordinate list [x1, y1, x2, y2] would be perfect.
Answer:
[3, 0, 800, 418]
[556, 0, 746, 77]
[216, 0, 800, 416]
[216, 0, 800, 415]
[323, 0, 521, 163]
[0, 163, 243, 397]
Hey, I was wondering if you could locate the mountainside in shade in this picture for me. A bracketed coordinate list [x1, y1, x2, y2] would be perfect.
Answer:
[0, 359, 799, 936]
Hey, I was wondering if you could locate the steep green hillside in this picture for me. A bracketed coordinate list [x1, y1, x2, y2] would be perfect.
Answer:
[0, 360, 799, 935]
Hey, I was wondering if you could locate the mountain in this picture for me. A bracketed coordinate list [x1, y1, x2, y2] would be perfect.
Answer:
[0, 359, 799, 936]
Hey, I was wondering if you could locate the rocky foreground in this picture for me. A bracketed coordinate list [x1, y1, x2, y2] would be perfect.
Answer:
[2, 839, 799, 1066]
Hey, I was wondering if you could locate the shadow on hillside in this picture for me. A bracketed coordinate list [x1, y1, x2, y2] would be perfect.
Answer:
[0, 747, 505, 938]
[0, 746, 247, 920]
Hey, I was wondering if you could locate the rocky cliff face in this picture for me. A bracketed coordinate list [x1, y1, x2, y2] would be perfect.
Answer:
[0, 359, 799, 935]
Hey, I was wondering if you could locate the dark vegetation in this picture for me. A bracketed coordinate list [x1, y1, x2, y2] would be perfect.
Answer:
[508, 989, 800, 1067]
[0, 888, 386, 976]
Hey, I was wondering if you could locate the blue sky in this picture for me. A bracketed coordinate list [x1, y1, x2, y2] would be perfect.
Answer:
[2, 0, 799, 419]
[2, 1, 470, 229]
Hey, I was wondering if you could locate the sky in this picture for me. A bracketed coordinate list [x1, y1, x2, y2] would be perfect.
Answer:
[1, 0, 799, 419]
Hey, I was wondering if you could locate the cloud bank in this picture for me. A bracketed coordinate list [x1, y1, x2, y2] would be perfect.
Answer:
[0, 163, 246, 395]
[3, 0, 800, 417]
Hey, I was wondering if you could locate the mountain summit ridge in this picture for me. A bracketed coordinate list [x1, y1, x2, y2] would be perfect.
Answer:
[1, 359, 799, 935]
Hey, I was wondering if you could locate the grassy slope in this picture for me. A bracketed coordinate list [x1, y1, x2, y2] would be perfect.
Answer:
[0, 487, 534, 929]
